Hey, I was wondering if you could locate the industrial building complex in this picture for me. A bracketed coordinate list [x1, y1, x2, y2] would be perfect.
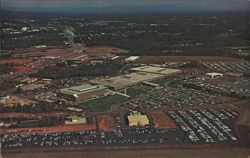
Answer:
[131, 66, 182, 76]
[1, 11, 250, 158]
[92, 72, 164, 91]
[92, 66, 182, 91]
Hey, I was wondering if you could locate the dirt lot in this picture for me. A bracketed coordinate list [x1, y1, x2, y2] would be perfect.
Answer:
[13, 45, 126, 59]
[14, 66, 33, 73]
[85, 45, 127, 54]
[136, 56, 239, 63]
[3, 148, 250, 158]
[0, 59, 35, 73]
[14, 48, 75, 58]
[0, 59, 33, 65]
[0, 112, 73, 119]
[2, 123, 96, 134]
[149, 112, 177, 129]
[97, 115, 116, 132]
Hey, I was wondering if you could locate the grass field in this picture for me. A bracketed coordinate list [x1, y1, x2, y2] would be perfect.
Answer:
[126, 85, 152, 96]
[78, 94, 127, 112]
[151, 76, 176, 86]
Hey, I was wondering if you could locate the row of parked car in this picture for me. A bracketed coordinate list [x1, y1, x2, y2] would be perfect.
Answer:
[167, 109, 238, 143]
[120, 86, 221, 111]
[183, 78, 250, 98]
[2, 131, 98, 148]
[202, 61, 250, 73]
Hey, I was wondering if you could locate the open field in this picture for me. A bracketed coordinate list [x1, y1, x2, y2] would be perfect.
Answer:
[2, 124, 96, 134]
[14, 48, 75, 58]
[0, 112, 73, 119]
[13, 46, 126, 59]
[2, 148, 250, 158]
[78, 94, 127, 112]
[126, 84, 152, 96]
[97, 115, 116, 132]
[13, 66, 33, 73]
[85, 45, 127, 54]
[0, 59, 35, 73]
[151, 76, 176, 86]
[0, 59, 33, 65]
[149, 112, 177, 129]
[136, 56, 240, 63]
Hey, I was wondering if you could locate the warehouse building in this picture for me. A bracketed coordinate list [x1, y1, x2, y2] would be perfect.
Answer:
[59, 84, 108, 102]
[131, 66, 182, 76]
[127, 112, 149, 127]
[92, 72, 164, 91]
[65, 116, 87, 125]
[92, 66, 182, 91]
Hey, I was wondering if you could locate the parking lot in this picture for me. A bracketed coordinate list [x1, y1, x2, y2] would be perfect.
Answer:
[2, 131, 99, 148]
[167, 108, 238, 143]
[2, 125, 188, 148]
[182, 77, 250, 98]
[202, 61, 250, 73]
[100, 127, 188, 146]
[120, 86, 222, 111]
[1, 108, 240, 149]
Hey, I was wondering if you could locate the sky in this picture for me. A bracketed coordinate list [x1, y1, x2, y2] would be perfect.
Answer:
[1, 0, 249, 13]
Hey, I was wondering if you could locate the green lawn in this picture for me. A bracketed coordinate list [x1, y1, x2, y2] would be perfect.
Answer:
[126, 85, 152, 96]
[78, 94, 127, 112]
[151, 76, 176, 86]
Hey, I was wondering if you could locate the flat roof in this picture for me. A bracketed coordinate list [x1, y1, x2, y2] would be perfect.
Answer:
[206, 72, 223, 76]
[60, 84, 106, 95]
[128, 114, 149, 126]
[131, 66, 182, 76]
[128, 114, 149, 120]
[93, 72, 164, 90]
[125, 56, 140, 61]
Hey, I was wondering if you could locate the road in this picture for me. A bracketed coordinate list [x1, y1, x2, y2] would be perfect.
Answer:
[2, 148, 250, 158]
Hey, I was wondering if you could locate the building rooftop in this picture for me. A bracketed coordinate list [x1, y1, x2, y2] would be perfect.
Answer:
[125, 56, 140, 62]
[60, 84, 106, 95]
[131, 66, 182, 76]
[206, 72, 223, 76]
[128, 113, 149, 126]
[93, 72, 164, 90]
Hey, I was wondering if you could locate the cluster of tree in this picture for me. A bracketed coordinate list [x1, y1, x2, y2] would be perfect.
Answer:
[31, 62, 124, 79]
[1, 30, 66, 50]
[2, 12, 248, 57]
[0, 102, 53, 113]
[0, 82, 15, 92]
[0, 65, 14, 74]
[11, 117, 61, 128]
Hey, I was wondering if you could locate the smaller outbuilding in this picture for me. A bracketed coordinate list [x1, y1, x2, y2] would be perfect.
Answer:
[65, 116, 87, 125]
[206, 72, 223, 79]
[127, 112, 149, 127]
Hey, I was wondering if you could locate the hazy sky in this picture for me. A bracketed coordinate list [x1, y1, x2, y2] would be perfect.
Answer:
[1, 0, 249, 13]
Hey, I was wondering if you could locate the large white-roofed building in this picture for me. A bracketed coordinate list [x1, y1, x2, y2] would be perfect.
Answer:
[59, 84, 108, 102]
[131, 66, 182, 76]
